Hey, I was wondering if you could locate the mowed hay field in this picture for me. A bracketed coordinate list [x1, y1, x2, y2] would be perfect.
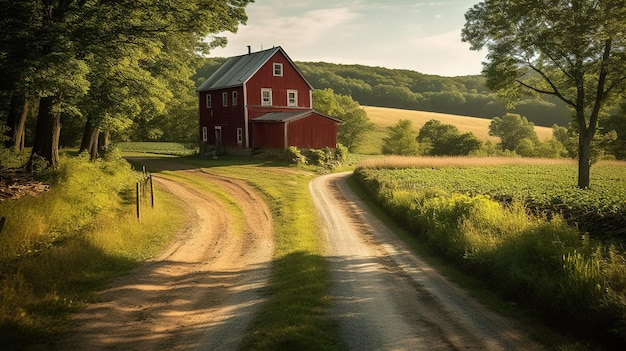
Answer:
[358, 106, 554, 155]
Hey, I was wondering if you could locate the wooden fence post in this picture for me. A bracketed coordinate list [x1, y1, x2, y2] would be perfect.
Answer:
[136, 182, 140, 221]
[150, 175, 154, 208]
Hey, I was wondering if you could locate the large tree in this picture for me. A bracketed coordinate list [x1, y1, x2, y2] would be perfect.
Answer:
[462, 0, 626, 188]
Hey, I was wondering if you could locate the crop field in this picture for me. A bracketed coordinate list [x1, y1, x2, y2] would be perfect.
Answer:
[360, 160, 626, 214]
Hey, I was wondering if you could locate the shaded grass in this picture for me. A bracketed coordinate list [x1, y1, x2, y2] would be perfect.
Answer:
[0, 154, 185, 350]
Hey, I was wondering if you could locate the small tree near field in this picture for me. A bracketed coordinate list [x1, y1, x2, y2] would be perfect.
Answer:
[488, 113, 538, 152]
[381, 119, 419, 156]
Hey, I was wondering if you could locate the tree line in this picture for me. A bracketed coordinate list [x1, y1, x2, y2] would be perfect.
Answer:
[0, 0, 253, 170]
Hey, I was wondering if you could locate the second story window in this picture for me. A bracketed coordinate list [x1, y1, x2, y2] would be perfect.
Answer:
[273, 63, 283, 76]
[287, 90, 298, 107]
[206, 94, 211, 108]
[232, 91, 238, 106]
[261, 88, 272, 106]
[222, 92, 228, 107]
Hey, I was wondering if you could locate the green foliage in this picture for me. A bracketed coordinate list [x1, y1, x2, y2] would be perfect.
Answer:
[312, 88, 374, 152]
[381, 119, 419, 156]
[489, 113, 539, 151]
[354, 164, 626, 346]
[286, 146, 307, 166]
[417, 119, 482, 156]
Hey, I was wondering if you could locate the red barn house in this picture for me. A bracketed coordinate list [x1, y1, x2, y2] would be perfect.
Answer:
[197, 46, 340, 154]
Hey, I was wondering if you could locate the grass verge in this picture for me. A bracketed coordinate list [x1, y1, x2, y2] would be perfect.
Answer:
[0, 153, 186, 350]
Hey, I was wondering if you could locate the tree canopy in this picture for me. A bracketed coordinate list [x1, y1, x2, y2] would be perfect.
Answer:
[0, 0, 252, 168]
[462, 0, 626, 188]
[381, 119, 419, 156]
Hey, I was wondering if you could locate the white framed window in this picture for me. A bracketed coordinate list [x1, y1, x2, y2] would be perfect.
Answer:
[205, 94, 211, 108]
[261, 88, 272, 106]
[273, 63, 283, 76]
[287, 90, 298, 107]
[222, 92, 228, 107]
[202, 127, 208, 141]
[232, 91, 238, 106]
[237, 128, 243, 145]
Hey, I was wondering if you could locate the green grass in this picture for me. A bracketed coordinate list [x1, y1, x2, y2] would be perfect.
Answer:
[0, 153, 186, 349]
[117, 142, 198, 155]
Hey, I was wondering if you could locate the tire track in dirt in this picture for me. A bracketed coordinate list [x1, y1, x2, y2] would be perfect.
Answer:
[47, 158, 274, 351]
[310, 172, 546, 351]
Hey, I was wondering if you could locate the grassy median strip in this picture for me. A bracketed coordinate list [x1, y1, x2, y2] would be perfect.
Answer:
[178, 156, 342, 351]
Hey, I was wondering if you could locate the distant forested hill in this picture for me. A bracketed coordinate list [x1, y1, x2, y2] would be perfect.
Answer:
[194, 58, 571, 127]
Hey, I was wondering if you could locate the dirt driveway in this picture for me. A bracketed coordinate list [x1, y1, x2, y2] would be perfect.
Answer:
[49, 158, 275, 350]
[310, 172, 546, 351]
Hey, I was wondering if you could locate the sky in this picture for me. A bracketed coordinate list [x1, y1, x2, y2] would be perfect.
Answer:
[208, 0, 487, 77]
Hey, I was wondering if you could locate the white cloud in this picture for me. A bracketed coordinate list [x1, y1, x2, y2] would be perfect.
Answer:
[207, 0, 485, 76]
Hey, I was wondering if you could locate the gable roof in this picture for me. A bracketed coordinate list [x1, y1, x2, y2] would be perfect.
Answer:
[197, 46, 314, 92]
[253, 110, 342, 123]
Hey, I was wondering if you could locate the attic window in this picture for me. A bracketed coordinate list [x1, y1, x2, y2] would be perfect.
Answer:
[232, 91, 238, 106]
[206, 94, 211, 108]
[261, 88, 272, 106]
[273, 63, 283, 77]
[222, 92, 228, 107]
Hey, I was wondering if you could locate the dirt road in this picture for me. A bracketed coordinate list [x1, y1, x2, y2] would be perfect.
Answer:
[310, 172, 546, 351]
[50, 159, 275, 350]
[50, 160, 544, 350]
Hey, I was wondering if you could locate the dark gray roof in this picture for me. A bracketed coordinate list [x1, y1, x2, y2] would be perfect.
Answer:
[196, 46, 313, 92]
[253, 110, 342, 123]
[252, 111, 312, 123]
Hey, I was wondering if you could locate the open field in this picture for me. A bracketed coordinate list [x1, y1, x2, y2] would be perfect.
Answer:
[359, 106, 555, 154]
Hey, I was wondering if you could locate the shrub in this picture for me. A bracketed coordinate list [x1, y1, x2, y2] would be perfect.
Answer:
[286, 146, 306, 165]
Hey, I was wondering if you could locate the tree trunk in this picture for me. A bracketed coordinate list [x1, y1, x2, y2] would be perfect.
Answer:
[5, 94, 29, 152]
[79, 122, 100, 161]
[577, 126, 592, 189]
[29, 96, 61, 170]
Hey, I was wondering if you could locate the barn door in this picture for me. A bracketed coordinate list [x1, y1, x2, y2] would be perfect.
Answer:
[215, 126, 222, 147]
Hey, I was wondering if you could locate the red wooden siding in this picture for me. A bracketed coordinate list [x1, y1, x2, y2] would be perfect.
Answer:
[252, 122, 285, 148]
[245, 51, 311, 109]
[199, 86, 245, 147]
[287, 113, 337, 149]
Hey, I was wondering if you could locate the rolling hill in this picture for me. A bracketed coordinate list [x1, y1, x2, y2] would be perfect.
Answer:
[358, 106, 554, 155]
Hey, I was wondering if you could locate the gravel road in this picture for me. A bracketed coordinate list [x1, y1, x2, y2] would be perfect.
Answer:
[309, 172, 546, 351]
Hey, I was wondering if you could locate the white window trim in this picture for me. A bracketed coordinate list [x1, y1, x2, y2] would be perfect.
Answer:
[273, 63, 283, 77]
[222, 92, 228, 107]
[261, 88, 272, 106]
[237, 128, 243, 145]
[287, 90, 298, 107]
[232, 91, 238, 106]
[202, 127, 208, 141]
[205, 94, 211, 108]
